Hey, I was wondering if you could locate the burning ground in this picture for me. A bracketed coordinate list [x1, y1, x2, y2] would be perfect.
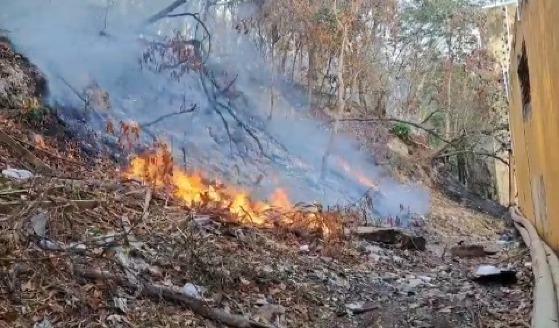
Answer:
[0, 29, 533, 328]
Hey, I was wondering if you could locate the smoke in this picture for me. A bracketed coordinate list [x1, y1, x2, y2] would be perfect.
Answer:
[0, 0, 430, 220]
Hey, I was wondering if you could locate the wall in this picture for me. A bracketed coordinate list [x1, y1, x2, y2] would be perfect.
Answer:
[509, 0, 559, 250]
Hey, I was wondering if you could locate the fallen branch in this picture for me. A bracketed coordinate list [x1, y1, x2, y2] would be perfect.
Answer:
[0, 189, 28, 196]
[0, 199, 101, 210]
[0, 129, 53, 175]
[75, 268, 272, 328]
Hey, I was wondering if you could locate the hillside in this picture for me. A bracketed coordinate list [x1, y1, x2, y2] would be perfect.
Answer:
[0, 30, 532, 328]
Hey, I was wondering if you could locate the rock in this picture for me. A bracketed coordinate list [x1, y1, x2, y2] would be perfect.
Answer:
[450, 244, 497, 258]
[407, 278, 424, 289]
[2, 168, 34, 181]
[255, 304, 285, 324]
[475, 265, 500, 276]
[345, 302, 364, 312]
[193, 215, 212, 227]
[181, 283, 207, 299]
[472, 265, 517, 285]
[29, 211, 48, 237]
[299, 244, 310, 253]
[113, 297, 128, 313]
[387, 137, 410, 158]
[340, 302, 378, 316]
[33, 319, 53, 328]
[355, 227, 426, 251]
[418, 275, 433, 283]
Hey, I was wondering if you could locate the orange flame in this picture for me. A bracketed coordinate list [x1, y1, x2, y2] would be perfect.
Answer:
[125, 144, 341, 237]
[336, 157, 378, 190]
[31, 133, 47, 150]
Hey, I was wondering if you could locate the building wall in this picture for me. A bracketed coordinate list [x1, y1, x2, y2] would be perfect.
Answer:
[509, 1, 559, 250]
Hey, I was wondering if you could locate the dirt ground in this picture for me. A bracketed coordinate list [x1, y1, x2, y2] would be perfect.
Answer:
[0, 36, 532, 328]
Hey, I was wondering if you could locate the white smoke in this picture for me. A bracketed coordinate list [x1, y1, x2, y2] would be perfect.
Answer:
[0, 0, 430, 219]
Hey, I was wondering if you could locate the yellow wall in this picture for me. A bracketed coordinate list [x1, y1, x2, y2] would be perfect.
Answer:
[509, 1, 559, 250]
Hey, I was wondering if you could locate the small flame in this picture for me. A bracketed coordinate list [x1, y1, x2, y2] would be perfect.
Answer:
[336, 157, 378, 190]
[125, 143, 340, 237]
[31, 133, 47, 150]
[270, 188, 292, 210]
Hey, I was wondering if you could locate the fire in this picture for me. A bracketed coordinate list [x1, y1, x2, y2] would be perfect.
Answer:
[270, 188, 292, 210]
[125, 144, 341, 237]
[336, 157, 378, 190]
[31, 133, 47, 150]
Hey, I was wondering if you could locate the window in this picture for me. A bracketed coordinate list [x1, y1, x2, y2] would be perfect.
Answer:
[517, 41, 531, 120]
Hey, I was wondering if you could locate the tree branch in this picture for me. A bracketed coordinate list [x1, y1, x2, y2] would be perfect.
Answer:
[145, 0, 187, 25]
[140, 104, 197, 129]
[435, 150, 509, 166]
[166, 12, 212, 63]
[333, 117, 453, 144]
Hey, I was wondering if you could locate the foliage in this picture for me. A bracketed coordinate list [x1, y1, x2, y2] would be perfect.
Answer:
[186, 0, 509, 195]
[391, 122, 412, 142]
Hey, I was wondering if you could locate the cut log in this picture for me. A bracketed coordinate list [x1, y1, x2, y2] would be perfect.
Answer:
[450, 244, 497, 258]
[354, 227, 426, 251]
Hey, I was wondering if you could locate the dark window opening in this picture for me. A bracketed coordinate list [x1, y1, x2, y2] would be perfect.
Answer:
[517, 41, 532, 120]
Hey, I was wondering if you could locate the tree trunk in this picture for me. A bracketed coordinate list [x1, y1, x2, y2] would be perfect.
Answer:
[307, 43, 317, 110]
[268, 42, 275, 120]
[321, 24, 348, 179]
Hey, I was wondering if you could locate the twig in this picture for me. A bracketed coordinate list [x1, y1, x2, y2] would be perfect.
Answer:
[199, 74, 233, 153]
[0, 189, 28, 196]
[219, 74, 239, 96]
[166, 12, 212, 63]
[57, 75, 87, 105]
[142, 188, 152, 221]
[140, 105, 196, 129]
[75, 268, 272, 328]
[216, 101, 268, 158]
[0, 199, 101, 209]
[145, 0, 187, 25]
